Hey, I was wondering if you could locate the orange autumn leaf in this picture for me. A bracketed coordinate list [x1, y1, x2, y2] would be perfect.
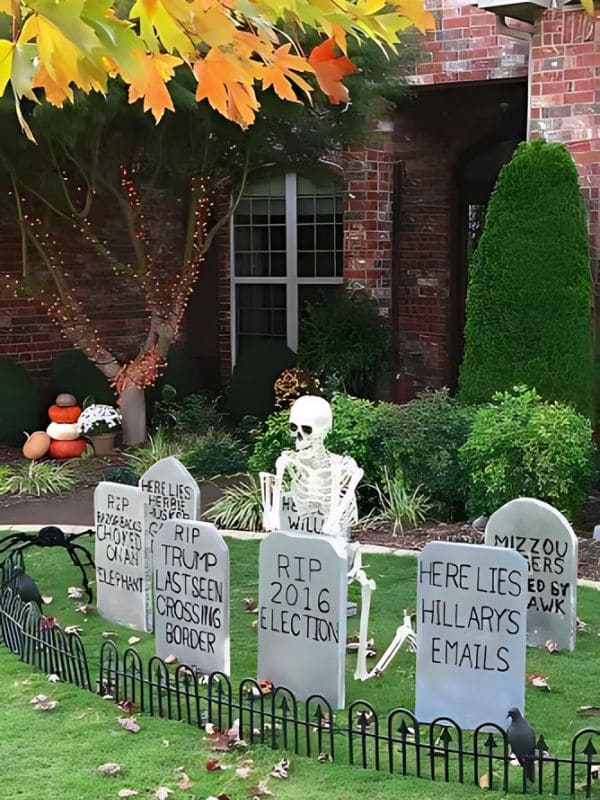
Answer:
[127, 51, 181, 122]
[395, 0, 436, 33]
[262, 44, 314, 102]
[308, 38, 356, 105]
[194, 49, 261, 127]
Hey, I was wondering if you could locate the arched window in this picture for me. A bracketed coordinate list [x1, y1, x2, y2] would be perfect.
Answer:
[231, 171, 343, 364]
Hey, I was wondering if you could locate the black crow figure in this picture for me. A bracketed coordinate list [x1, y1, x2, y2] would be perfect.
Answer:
[11, 565, 43, 609]
[507, 707, 536, 783]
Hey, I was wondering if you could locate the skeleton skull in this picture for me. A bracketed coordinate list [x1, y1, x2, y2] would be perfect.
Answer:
[289, 395, 332, 451]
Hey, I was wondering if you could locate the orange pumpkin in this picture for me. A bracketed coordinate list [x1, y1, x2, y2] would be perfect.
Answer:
[48, 405, 81, 424]
[49, 438, 86, 459]
[22, 431, 51, 460]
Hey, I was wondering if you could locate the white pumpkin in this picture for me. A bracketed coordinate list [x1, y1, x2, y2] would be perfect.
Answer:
[46, 421, 80, 441]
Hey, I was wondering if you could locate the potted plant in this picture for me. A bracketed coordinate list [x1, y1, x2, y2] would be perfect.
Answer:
[77, 403, 122, 455]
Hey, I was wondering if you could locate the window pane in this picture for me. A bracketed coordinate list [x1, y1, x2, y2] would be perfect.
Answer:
[270, 198, 285, 225]
[297, 225, 314, 250]
[234, 226, 251, 251]
[316, 197, 335, 222]
[252, 226, 269, 250]
[236, 285, 287, 350]
[252, 199, 269, 224]
[251, 252, 270, 277]
[236, 198, 251, 224]
[298, 251, 314, 277]
[297, 197, 314, 224]
[316, 251, 336, 277]
[316, 225, 334, 251]
[270, 252, 286, 277]
[235, 252, 252, 276]
[270, 226, 286, 251]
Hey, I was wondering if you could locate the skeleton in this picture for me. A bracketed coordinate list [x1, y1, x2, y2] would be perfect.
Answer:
[260, 395, 414, 680]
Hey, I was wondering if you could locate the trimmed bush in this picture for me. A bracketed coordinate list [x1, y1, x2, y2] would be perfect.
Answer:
[228, 339, 296, 421]
[0, 358, 40, 446]
[249, 394, 382, 486]
[459, 140, 593, 417]
[186, 430, 249, 480]
[459, 386, 594, 519]
[298, 287, 390, 396]
[151, 392, 222, 435]
[51, 350, 114, 405]
[375, 390, 476, 517]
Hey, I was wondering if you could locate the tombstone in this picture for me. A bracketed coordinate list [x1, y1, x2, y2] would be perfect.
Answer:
[279, 492, 325, 535]
[139, 456, 200, 542]
[258, 531, 347, 709]
[154, 519, 230, 674]
[485, 498, 578, 651]
[94, 482, 150, 631]
[415, 541, 528, 730]
[139, 457, 200, 631]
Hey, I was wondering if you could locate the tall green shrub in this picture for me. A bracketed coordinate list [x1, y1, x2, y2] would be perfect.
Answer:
[0, 358, 40, 446]
[459, 140, 593, 417]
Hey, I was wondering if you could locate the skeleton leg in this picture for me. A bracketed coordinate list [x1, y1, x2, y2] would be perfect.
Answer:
[352, 568, 376, 682]
[362, 611, 417, 680]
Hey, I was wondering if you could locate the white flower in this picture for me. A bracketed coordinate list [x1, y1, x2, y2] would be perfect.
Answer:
[77, 404, 122, 435]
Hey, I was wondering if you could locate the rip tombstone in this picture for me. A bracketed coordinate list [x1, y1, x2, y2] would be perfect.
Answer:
[257, 531, 348, 709]
[154, 519, 230, 675]
[485, 498, 578, 651]
[415, 541, 528, 730]
[94, 482, 150, 631]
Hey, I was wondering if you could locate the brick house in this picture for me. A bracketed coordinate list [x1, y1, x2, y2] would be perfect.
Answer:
[1, 0, 598, 403]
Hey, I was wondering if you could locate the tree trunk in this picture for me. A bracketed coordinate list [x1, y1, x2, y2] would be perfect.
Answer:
[119, 386, 147, 445]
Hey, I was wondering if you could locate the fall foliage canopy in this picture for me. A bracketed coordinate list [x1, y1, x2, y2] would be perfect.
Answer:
[0, 0, 434, 138]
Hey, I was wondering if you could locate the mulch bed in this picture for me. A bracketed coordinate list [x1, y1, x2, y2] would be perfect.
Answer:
[356, 521, 600, 583]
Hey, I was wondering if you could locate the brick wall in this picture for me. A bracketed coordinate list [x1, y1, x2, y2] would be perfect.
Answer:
[411, 0, 529, 84]
[529, 8, 600, 300]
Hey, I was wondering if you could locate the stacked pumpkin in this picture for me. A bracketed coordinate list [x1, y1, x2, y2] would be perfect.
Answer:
[46, 393, 87, 459]
[22, 393, 87, 461]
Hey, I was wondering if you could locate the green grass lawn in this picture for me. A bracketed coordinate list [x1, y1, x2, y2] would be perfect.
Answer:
[1, 533, 599, 800]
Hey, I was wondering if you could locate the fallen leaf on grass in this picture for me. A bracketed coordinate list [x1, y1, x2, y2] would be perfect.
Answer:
[270, 758, 289, 779]
[65, 625, 83, 635]
[102, 631, 118, 640]
[257, 679, 273, 696]
[177, 773, 193, 790]
[545, 640, 558, 653]
[68, 586, 84, 600]
[248, 780, 273, 798]
[236, 760, 254, 779]
[527, 673, 550, 691]
[40, 616, 57, 630]
[162, 739, 170, 747]
[243, 597, 258, 613]
[118, 716, 141, 733]
[75, 603, 93, 614]
[155, 788, 173, 800]
[128, 636, 141, 646]
[118, 791, 139, 798]
[98, 763, 121, 775]
[47, 674, 60, 684]
[478, 773, 491, 788]
[207, 795, 231, 800]
[576, 618, 590, 632]
[30, 694, 57, 711]
[41, 596, 53, 605]
[318, 753, 333, 763]
[164, 654, 178, 664]
[117, 700, 136, 714]
[206, 758, 229, 771]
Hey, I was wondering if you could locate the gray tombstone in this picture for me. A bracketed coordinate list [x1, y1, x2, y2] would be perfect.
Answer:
[154, 519, 230, 675]
[258, 531, 347, 709]
[139, 456, 200, 541]
[415, 541, 528, 730]
[94, 482, 150, 631]
[139, 457, 201, 631]
[485, 498, 578, 651]
[279, 492, 325, 535]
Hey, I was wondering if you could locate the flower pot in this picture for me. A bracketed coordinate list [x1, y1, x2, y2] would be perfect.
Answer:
[90, 432, 117, 456]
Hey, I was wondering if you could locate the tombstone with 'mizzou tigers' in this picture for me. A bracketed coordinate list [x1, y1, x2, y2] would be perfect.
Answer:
[485, 497, 578, 651]
[154, 519, 230, 675]
[94, 482, 150, 631]
[415, 541, 528, 730]
[257, 530, 347, 709]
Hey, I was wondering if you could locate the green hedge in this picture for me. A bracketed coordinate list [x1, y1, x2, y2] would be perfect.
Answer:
[459, 140, 593, 417]
[459, 386, 594, 519]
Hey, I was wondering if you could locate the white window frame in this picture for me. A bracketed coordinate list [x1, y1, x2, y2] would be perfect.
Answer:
[230, 171, 344, 368]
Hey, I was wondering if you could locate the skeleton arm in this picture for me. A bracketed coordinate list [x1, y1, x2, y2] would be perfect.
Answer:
[323, 458, 364, 537]
[260, 452, 292, 531]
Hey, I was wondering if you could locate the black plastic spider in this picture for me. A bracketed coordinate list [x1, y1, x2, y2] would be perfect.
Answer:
[0, 526, 96, 603]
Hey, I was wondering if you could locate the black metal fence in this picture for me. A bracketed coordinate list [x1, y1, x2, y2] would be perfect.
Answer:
[0, 551, 598, 797]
